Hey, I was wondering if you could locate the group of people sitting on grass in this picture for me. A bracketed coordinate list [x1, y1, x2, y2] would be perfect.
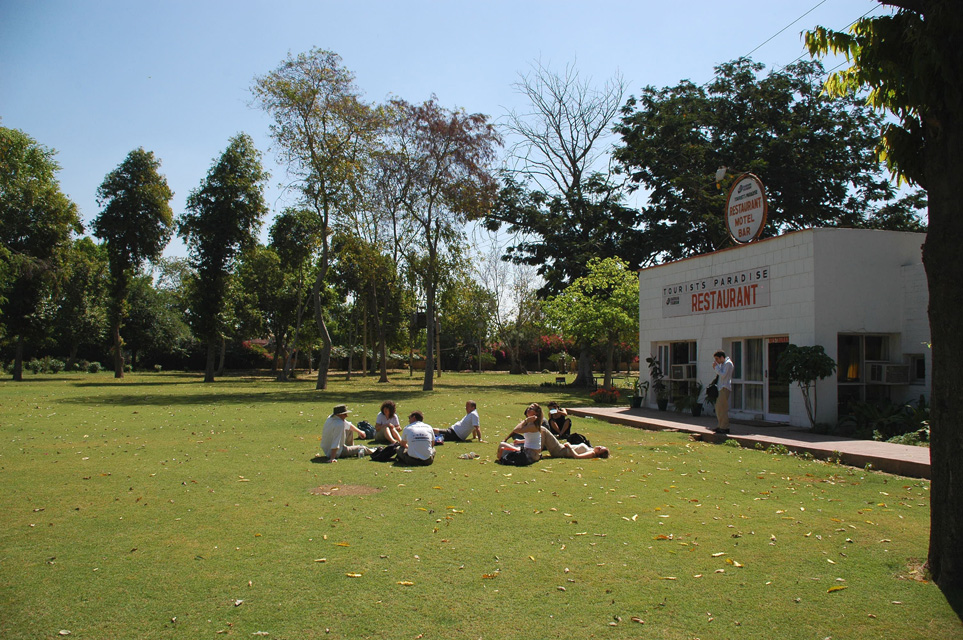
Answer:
[315, 399, 608, 466]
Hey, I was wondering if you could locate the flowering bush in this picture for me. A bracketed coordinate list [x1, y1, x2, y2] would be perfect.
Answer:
[590, 387, 621, 404]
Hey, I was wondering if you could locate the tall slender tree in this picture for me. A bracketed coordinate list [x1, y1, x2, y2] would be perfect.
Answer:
[390, 97, 501, 390]
[0, 126, 81, 380]
[252, 48, 383, 390]
[179, 133, 268, 382]
[807, 0, 963, 589]
[93, 147, 173, 378]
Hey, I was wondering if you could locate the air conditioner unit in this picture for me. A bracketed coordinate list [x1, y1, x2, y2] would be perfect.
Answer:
[868, 363, 909, 384]
[669, 364, 697, 380]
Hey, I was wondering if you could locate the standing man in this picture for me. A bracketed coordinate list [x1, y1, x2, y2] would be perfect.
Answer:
[712, 351, 735, 435]
[397, 411, 436, 466]
[434, 400, 482, 442]
[318, 404, 372, 462]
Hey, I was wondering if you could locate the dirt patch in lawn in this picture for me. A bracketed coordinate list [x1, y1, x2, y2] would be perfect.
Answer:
[310, 484, 381, 496]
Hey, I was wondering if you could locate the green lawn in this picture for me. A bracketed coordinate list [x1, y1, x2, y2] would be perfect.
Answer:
[0, 371, 958, 639]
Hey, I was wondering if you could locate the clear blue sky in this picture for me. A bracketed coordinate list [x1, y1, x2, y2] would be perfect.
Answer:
[0, 0, 890, 256]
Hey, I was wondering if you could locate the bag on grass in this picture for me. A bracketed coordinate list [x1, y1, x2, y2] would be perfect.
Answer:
[370, 444, 400, 462]
[567, 433, 591, 447]
[357, 420, 375, 439]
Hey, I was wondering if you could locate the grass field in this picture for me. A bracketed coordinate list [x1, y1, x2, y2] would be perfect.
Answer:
[1, 371, 959, 639]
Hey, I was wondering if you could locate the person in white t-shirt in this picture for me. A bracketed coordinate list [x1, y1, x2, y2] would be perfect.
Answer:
[373, 400, 402, 444]
[397, 411, 436, 466]
[434, 400, 482, 442]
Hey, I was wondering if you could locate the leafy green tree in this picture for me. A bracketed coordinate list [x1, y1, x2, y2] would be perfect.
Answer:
[269, 208, 324, 381]
[331, 233, 407, 382]
[252, 48, 383, 390]
[52, 238, 109, 370]
[235, 245, 291, 369]
[179, 133, 269, 382]
[776, 344, 837, 430]
[124, 273, 193, 369]
[93, 147, 174, 378]
[0, 126, 81, 380]
[613, 58, 925, 261]
[544, 257, 638, 389]
[438, 266, 497, 372]
[389, 97, 501, 390]
[806, 0, 962, 589]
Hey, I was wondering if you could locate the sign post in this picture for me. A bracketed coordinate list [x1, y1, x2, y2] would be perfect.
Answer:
[725, 173, 767, 243]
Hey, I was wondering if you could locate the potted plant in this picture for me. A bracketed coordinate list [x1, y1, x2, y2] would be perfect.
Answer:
[675, 380, 704, 417]
[645, 357, 669, 411]
[630, 377, 649, 409]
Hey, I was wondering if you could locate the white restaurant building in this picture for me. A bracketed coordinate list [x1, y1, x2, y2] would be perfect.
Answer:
[637, 228, 930, 427]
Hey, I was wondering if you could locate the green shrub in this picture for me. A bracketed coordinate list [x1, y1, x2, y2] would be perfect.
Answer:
[87, 361, 103, 373]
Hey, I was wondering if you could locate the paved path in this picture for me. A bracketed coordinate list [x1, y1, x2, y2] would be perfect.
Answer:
[568, 406, 931, 479]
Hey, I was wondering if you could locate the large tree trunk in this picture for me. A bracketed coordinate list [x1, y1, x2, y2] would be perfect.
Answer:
[423, 286, 436, 391]
[371, 282, 389, 383]
[603, 340, 615, 389]
[12, 336, 24, 381]
[313, 271, 332, 391]
[66, 344, 79, 372]
[924, 104, 963, 589]
[111, 319, 124, 379]
[216, 336, 226, 377]
[204, 340, 216, 382]
[571, 345, 595, 387]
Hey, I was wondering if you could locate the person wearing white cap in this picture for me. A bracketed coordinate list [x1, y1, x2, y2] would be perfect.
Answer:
[318, 404, 373, 462]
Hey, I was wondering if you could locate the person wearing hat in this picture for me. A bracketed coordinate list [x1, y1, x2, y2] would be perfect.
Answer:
[318, 404, 373, 462]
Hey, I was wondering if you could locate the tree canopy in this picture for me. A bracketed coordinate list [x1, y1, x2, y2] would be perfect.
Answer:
[93, 147, 174, 378]
[179, 133, 269, 382]
[0, 126, 81, 380]
[613, 58, 926, 262]
[545, 257, 638, 390]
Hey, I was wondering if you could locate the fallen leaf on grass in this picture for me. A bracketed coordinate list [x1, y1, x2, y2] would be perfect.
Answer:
[482, 573, 498, 579]
[314, 558, 327, 563]
[631, 617, 645, 624]
[346, 573, 363, 578]
[397, 581, 414, 586]
[725, 558, 744, 567]
[711, 552, 726, 557]
[828, 585, 848, 593]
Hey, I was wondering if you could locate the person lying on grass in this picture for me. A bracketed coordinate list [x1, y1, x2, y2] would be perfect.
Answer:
[317, 404, 374, 462]
[496, 403, 543, 466]
[502, 423, 610, 460]
[434, 400, 483, 442]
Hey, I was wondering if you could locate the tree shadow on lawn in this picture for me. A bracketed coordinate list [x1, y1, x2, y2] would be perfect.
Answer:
[57, 386, 458, 408]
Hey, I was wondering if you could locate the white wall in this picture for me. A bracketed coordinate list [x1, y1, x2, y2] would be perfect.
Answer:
[639, 228, 929, 427]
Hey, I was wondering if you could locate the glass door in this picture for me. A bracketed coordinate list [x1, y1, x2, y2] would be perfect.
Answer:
[766, 338, 790, 421]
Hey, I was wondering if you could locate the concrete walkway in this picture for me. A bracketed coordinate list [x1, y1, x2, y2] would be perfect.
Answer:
[568, 406, 931, 479]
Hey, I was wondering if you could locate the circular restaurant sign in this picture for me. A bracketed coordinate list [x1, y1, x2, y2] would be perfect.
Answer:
[725, 173, 767, 243]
